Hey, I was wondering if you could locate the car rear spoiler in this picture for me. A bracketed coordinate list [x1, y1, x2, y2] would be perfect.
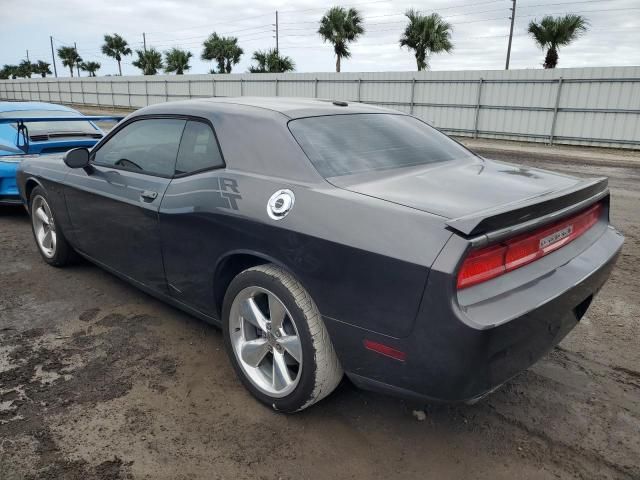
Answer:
[0, 115, 124, 154]
[0, 115, 125, 124]
[446, 177, 609, 238]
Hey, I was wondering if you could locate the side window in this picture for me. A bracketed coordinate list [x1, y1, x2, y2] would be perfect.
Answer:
[93, 118, 186, 177]
[175, 121, 224, 175]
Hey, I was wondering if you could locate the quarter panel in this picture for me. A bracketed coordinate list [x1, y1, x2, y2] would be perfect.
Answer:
[159, 170, 452, 337]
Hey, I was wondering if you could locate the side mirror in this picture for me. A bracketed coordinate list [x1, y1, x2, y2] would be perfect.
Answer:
[63, 148, 90, 169]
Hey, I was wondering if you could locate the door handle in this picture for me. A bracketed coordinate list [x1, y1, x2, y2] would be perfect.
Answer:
[140, 190, 158, 202]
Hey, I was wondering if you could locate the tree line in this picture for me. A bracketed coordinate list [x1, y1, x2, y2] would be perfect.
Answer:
[0, 6, 589, 79]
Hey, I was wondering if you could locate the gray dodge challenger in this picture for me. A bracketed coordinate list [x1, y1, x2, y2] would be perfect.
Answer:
[16, 97, 624, 412]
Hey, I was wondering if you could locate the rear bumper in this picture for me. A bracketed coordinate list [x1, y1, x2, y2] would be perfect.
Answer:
[326, 225, 624, 403]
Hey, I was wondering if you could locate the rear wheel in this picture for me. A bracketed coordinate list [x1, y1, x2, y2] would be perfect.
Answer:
[222, 264, 343, 412]
[29, 186, 76, 267]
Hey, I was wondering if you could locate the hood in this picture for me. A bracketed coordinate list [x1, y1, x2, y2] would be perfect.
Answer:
[329, 157, 583, 220]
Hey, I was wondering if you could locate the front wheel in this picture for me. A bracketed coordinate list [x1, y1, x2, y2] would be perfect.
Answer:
[222, 264, 343, 412]
[29, 186, 76, 267]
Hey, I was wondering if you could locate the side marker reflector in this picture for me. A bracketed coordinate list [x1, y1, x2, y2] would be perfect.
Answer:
[363, 339, 406, 362]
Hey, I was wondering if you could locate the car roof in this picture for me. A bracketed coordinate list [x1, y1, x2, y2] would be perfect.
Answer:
[0, 101, 78, 114]
[137, 97, 399, 120]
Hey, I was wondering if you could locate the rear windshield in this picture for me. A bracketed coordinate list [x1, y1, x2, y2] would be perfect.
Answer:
[289, 113, 475, 178]
[0, 110, 99, 137]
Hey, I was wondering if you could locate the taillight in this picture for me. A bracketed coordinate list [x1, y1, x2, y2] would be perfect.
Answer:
[457, 202, 602, 289]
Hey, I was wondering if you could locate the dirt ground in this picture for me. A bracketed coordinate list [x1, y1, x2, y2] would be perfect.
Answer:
[1, 125, 639, 479]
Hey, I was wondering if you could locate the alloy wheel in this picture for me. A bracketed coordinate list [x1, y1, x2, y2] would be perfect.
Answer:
[31, 195, 57, 259]
[229, 286, 303, 397]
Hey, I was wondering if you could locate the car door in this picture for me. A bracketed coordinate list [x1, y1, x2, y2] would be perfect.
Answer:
[64, 117, 187, 293]
[158, 119, 232, 312]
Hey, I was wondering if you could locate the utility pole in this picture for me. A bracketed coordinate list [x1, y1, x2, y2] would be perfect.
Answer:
[50, 36, 58, 77]
[26, 50, 30, 62]
[275, 11, 279, 55]
[74, 42, 81, 76]
[505, 0, 516, 70]
[143, 33, 147, 53]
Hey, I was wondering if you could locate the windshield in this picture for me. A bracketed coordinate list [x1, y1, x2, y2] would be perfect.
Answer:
[289, 113, 475, 178]
[0, 110, 100, 137]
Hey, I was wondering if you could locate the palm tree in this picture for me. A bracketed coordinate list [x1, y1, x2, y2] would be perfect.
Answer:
[164, 48, 192, 74]
[81, 61, 101, 77]
[33, 60, 52, 78]
[57, 46, 82, 77]
[318, 6, 364, 73]
[132, 48, 163, 75]
[0, 65, 18, 79]
[528, 15, 588, 69]
[101, 33, 132, 75]
[202, 33, 243, 73]
[17, 60, 34, 78]
[249, 49, 295, 73]
[400, 10, 453, 71]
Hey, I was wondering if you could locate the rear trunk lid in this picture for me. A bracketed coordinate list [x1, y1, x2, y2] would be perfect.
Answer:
[330, 157, 608, 236]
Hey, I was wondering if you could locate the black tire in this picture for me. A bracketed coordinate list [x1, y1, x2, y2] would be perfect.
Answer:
[29, 186, 77, 267]
[222, 264, 343, 412]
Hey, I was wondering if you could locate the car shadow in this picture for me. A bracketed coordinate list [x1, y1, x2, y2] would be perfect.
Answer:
[0, 205, 28, 218]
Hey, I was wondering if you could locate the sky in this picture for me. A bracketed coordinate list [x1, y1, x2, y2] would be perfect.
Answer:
[1, 0, 639, 76]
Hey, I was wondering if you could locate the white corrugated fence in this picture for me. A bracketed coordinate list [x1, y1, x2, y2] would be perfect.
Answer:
[1, 66, 639, 149]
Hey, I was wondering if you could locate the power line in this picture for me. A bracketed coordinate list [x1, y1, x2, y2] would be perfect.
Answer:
[521, 6, 640, 17]
[141, 0, 383, 37]
[520, 0, 616, 8]
[140, 0, 508, 35]
[143, 3, 525, 45]
[280, 0, 621, 25]
[279, 0, 506, 25]
[285, 1, 632, 35]
[55, 11, 636, 63]
[278, 0, 388, 15]
[285, 14, 512, 37]
[279, 33, 527, 50]
[281, 7, 510, 29]
[49, 27, 276, 62]
[148, 29, 274, 47]
[150, 23, 275, 41]
[276, 26, 634, 51]
[143, 12, 274, 35]
[146, 25, 274, 45]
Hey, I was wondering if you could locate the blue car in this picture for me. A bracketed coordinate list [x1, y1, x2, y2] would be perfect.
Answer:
[0, 101, 121, 205]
